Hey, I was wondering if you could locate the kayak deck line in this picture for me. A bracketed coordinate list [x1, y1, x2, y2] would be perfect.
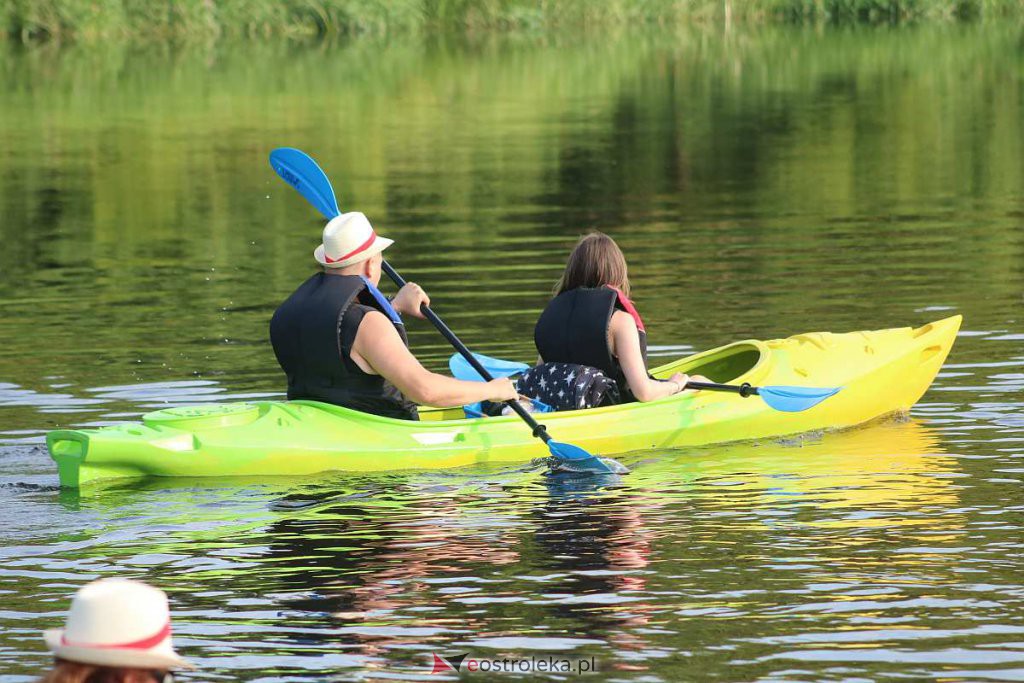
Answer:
[46, 315, 962, 489]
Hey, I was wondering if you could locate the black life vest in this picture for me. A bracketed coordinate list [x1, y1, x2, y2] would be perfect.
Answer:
[534, 286, 648, 403]
[269, 273, 418, 420]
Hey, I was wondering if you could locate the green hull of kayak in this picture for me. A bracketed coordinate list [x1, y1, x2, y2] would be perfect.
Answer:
[47, 316, 961, 488]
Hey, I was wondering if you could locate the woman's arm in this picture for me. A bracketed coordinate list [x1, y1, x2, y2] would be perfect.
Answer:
[609, 311, 688, 402]
[352, 311, 517, 407]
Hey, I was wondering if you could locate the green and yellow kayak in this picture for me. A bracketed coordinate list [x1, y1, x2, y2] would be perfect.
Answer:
[47, 315, 961, 488]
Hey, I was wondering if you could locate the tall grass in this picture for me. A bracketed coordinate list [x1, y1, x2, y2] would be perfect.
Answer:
[1, 0, 1022, 41]
[769, 0, 1024, 21]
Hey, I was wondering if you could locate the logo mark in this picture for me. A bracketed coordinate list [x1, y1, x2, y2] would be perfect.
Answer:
[431, 652, 469, 674]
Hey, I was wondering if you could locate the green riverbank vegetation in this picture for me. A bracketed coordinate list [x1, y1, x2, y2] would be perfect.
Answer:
[2, 0, 1023, 41]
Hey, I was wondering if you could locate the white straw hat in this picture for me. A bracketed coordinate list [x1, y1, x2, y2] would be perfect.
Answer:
[314, 211, 394, 268]
[43, 578, 193, 670]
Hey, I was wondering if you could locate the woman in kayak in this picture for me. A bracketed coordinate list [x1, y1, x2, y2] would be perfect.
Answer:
[270, 212, 517, 420]
[532, 231, 702, 406]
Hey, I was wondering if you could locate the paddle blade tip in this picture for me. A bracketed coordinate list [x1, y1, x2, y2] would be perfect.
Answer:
[267, 147, 340, 219]
[547, 441, 628, 475]
[760, 386, 842, 412]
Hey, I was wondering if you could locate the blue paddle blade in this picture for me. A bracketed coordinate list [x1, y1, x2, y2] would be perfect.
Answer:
[449, 352, 529, 382]
[758, 385, 841, 412]
[269, 148, 340, 219]
[547, 441, 628, 475]
[463, 404, 485, 418]
[530, 398, 554, 413]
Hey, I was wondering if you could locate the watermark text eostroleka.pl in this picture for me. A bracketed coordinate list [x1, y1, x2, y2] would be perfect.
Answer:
[431, 652, 598, 675]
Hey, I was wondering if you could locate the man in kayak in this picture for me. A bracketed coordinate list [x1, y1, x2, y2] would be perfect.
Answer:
[270, 212, 517, 420]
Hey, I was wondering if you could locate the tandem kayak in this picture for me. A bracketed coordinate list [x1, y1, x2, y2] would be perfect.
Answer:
[47, 315, 961, 488]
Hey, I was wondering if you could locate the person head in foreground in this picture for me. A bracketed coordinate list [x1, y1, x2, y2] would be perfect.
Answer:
[39, 578, 192, 683]
[270, 212, 517, 420]
[529, 231, 704, 407]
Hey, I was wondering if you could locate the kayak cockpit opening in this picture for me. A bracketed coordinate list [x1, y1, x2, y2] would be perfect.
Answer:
[654, 343, 762, 385]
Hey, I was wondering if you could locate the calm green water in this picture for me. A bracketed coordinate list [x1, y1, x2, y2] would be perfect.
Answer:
[1, 24, 1023, 680]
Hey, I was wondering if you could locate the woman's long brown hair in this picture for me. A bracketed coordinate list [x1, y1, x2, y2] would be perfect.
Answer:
[38, 660, 157, 683]
[553, 231, 631, 297]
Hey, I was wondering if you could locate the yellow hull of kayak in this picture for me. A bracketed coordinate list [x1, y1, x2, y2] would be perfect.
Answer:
[47, 316, 961, 488]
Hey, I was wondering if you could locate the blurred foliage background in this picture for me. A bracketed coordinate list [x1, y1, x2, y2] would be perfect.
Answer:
[1, 0, 1023, 41]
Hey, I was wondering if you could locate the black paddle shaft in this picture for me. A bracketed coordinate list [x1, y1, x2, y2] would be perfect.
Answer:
[381, 261, 553, 444]
[683, 380, 759, 397]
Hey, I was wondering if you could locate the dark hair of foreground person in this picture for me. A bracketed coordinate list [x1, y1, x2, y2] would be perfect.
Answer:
[38, 659, 172, 683]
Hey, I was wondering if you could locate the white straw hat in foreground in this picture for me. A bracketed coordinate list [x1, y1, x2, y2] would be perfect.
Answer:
[44, 578, 193, 669]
